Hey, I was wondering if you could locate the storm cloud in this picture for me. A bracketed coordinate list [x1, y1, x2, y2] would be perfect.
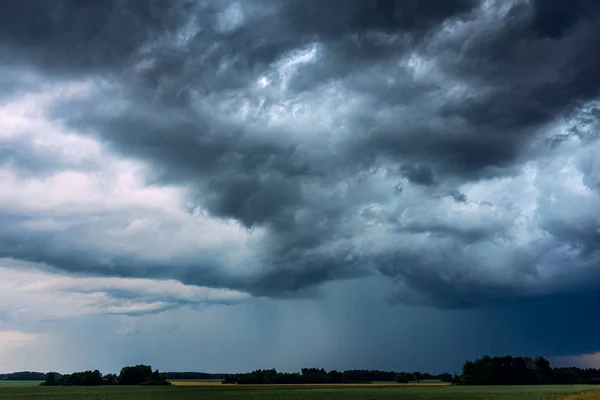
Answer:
[1, 0, 600, 370]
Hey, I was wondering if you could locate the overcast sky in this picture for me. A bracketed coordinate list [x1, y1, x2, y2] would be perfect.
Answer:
[1, 0, 600, 374]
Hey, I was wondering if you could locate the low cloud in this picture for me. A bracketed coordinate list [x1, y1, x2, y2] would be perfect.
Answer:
[0, 260, 249, 320]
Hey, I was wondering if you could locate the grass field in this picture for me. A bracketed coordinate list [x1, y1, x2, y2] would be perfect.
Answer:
[0, 384, 599, 400]
[0, 380, 43, 387]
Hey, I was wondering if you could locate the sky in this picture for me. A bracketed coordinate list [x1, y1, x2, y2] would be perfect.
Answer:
[1, 0, 600, 374]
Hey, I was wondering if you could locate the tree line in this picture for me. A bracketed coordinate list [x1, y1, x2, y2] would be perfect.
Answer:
[2, 370, 226, 383]
[461, 356, 600, 385]
[160, 372, 226, 380]
[41, 364, 170, 386]
[222, 368, 455, 384]
[7, 355, 600, 387]
[0, 371, 47, 381]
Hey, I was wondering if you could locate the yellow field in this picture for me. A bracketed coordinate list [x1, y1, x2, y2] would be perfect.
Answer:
[551, 391, 600, 400]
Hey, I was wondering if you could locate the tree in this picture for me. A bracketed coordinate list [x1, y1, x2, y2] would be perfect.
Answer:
[43, 372, 57, 386]
[329, 370, 343, 384]
[119, 365, 153, 385]
[102, 373, 119, 385]
[459, 355, 575, 386]
[3, 372, 47, 381]
[438, 373, 453, 383]
[396, 373, 412, 383]
[534, 357, 553, 384]
[413, 372, 423, 383]
[554, 369, 579, 384]
[84, 370, 103, 386]
[57, 370, 103, 386]
[461, 360, 479, 385]
[452, 374, 461, 385]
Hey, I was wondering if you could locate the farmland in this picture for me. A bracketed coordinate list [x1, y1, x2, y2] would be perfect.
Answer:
[0, 383, 599, 400]
[0, 380, 42, 387]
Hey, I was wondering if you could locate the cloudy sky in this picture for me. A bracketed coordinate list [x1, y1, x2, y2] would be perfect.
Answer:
[1, 0, 600, 374]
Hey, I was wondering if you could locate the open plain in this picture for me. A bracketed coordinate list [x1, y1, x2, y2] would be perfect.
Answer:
[1, 383, 600, 400]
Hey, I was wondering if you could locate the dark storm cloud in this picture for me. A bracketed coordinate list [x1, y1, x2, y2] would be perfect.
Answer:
[530, 0, 600, 39]
[278, 0, 478, 36]
[0, 209, 234, 289]
[0, 0, 479, 98]
[356, 0, 600, 179]
[448, 191, 468, 203]
[1, 0, 600, 313]
[400, 164, 436, 186]
[0, 0, 197, 76]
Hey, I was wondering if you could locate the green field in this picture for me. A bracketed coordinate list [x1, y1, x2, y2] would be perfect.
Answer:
[0, 384, 599, 400]
[0, 380, 43, 387]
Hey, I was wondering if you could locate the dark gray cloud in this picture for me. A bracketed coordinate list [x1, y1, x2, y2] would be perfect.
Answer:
[400, 164, 436, 186]
[1, 0, 600, 318]
[530, 0, 600, 39]
[448, 190, 468, 203]
[0, 0, 196, 76]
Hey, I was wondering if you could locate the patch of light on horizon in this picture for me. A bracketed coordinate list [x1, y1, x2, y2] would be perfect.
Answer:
[552, 353, 600, 368]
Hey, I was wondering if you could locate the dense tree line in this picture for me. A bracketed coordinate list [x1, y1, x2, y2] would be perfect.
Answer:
[160, 372, 226, 380]
[222, 368, 455, 384]
[461, 356, 600, 385]
[555, 368, 600, 385]
[0, 371, 50, 381]
[10, 356, 600, 387]
[41, 364, 170, 386]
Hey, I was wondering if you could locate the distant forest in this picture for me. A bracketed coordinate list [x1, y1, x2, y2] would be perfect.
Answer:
[461, 356, 600, 385]
[223, 368, 453, 384]
[219, 357, 600, 385]
[39, 365, 171, 386]
[0, 371, 47, 381]
[160, 372, 226, 380]
[3, 356, 600, 386]
[0, 370, 226, 382]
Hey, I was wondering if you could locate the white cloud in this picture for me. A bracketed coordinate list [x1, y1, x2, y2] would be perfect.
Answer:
[0, 260, 249, 321]
[0, 77, 265, 279]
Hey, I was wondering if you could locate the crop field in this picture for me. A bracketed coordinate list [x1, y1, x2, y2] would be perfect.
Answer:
[0, 384, 599, 400]
[0, 380, 43, 387]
